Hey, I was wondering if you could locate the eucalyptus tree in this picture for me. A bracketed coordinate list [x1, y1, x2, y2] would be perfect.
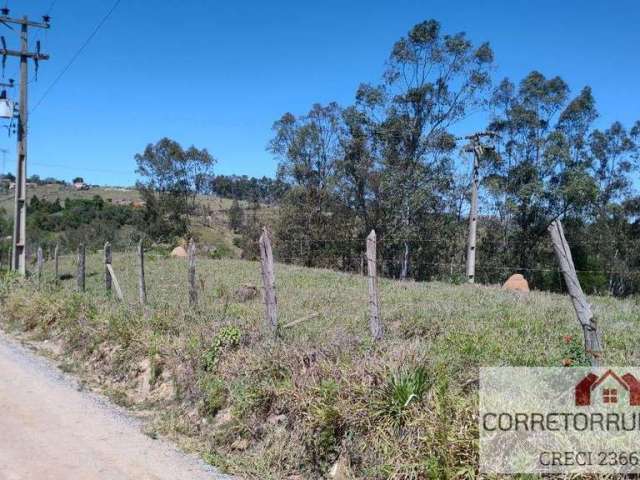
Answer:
[585, 120, 640, 294]
[135, 137, 216, 241]
[335, 103, 384, 242]
[269, 103, 357, 267]
[485, 72, 600, 272]
[360, 19, 495, 279]
[589, 121, 640, 216]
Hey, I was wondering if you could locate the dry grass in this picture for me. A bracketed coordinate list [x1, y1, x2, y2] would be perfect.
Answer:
[1, 252, 639, 479]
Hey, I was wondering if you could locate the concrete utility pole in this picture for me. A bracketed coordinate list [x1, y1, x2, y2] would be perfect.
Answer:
[0, 147, 8, 174]
[1, 11, 50, 275]
[464, 131, 497, 284]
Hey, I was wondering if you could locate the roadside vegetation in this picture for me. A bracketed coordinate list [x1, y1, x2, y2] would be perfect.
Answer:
[1, 252, 639, 478]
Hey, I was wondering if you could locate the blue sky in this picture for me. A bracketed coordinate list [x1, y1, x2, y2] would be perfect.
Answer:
[2, 0, 639, 186]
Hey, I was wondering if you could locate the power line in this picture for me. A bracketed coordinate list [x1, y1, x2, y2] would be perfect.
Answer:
[30, 161, 132, 175]
[46, 0, 60, 15]
[30, 0, 122, 114]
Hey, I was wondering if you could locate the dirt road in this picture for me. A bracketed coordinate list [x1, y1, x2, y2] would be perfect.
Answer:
[0, 332, 230, 480]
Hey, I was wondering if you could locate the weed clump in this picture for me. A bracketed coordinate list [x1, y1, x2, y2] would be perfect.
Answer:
[201, 325, 241, 372]
[375, 366, 431, 422]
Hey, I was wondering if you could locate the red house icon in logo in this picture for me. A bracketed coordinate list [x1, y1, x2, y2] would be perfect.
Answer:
[575, 370, 640, 406]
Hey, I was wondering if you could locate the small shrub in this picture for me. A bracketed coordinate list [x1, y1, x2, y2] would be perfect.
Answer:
[561, 335, 589, 366]
[375, 366, 431, 421]
[107, 308, 143, 349]
[231, 381, 275, 419]
[201, 325, 242, 372]
[200, 376, 227, 417]
[305, 379, 343, 472]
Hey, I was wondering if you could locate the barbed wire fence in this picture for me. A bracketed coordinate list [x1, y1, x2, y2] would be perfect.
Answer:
[5, 229, 640, 291]
[1, 217, 626, 366]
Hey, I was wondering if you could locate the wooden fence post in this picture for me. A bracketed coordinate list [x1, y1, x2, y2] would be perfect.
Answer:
[36, 246, 44, 281]
[105, 263, 124, 302]
[77, 244, 85, 292]
[104, 242, 112, 294]
[259, 227, 278, 335]
[54, 243, 59, 280]
[188, 239, 197, 307]
[548, 220, 603, 366]
[138, 240, 147, 306]
[366, 230, 383, 340]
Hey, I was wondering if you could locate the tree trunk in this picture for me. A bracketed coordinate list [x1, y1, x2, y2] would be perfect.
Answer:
[400, 240, 410, 280]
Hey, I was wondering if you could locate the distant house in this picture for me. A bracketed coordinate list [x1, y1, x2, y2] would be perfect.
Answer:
[73, 180, 89, 191]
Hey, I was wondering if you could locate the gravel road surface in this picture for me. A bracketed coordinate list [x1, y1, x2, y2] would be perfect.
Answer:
[0, 331, 231, 480]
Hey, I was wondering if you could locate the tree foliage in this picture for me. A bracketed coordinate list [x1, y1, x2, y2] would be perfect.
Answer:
[261, 19, 640, 295]
[135, 138, 216, 242]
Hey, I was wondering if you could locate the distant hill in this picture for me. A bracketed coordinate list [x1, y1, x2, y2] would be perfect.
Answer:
[0, 183, 277, 259]
[0, 184, 142, 217]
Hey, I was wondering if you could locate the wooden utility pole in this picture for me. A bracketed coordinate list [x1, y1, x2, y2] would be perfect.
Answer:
[2, 12, 51, 275]
[259, 227, 278, 335]
[464, 131, 497, 284]
[366, 230, 383, 340]
[138, 240, 147, 306]
[465, 146, 480, 283]
[549, 220, 603, 366]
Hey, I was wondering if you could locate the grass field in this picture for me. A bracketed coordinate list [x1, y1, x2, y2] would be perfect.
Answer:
[1, 252, 639, 478]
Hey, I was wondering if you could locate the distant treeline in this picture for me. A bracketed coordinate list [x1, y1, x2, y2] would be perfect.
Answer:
[26, 195, 139, 252]
[208, 174, 288, 203]
[0, 173, 73, 185]
[257, 19, 640, 296]
[0, 194, 141, 263]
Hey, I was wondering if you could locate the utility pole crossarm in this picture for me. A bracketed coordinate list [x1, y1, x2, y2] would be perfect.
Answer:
[0, 16, 50, 29]
[0, 48, 49, 59]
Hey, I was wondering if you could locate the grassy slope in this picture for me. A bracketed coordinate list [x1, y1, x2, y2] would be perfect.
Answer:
[1, 253, 639, 478]
[0, 184, 142, 214]
[0, 183, 272, 257]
